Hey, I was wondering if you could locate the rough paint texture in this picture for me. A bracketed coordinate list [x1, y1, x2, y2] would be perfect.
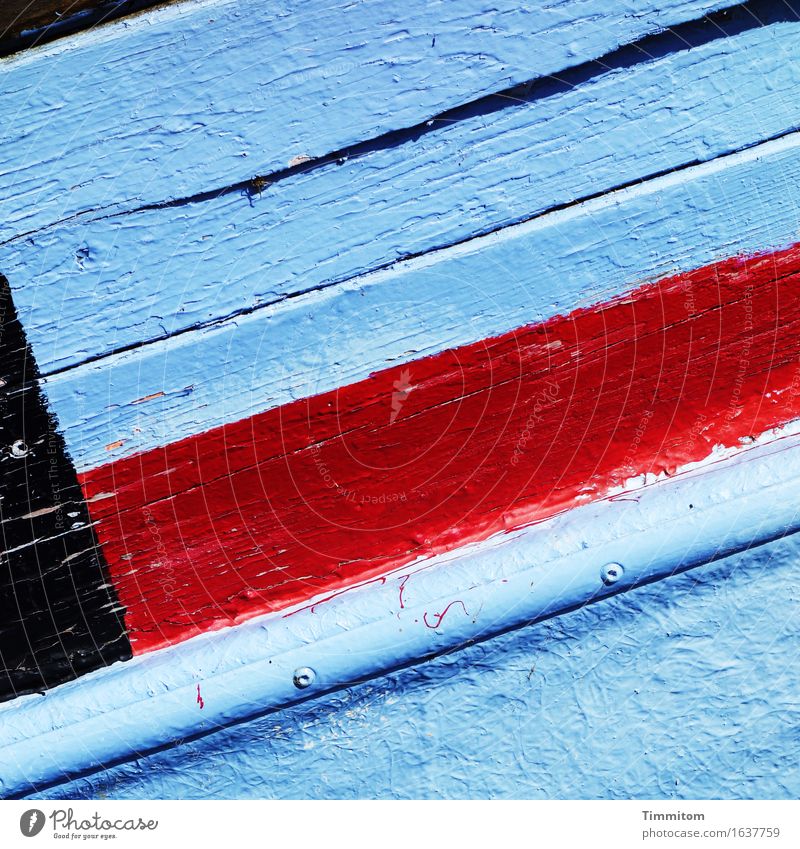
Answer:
[31, 532, 800, 799]
[79, 243, 800, 652]
[0, 279, 130, 701]
[5, 435, 797, 797]
[2, 0, 800, 800]
[8, 6, 800, 373]
[38, 131, 800, 473]
[0, 0, 733, 240]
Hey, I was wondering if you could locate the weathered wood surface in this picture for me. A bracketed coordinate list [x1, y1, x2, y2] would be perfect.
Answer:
[0, 278, 129, 702]
[79, 241, 800, 651]
[0, 0, 735, 241]
[4, 0, 800, 690]
[32, 533, 800, 800]
[7, 11, 800, 375]
[40, 128, 800, 472]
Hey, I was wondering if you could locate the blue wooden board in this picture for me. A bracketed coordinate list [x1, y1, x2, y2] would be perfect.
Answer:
[2, 0, 800, 803]
[28, 531, 800, 799]
[40, 131, 800, 470]
[5, 428, 800, 797]
[6, 15, 800, 375]
[0, 0, 733, 242]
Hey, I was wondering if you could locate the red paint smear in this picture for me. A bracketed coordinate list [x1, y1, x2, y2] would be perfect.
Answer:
[196, 684, 204, 709]
[423, 600, 469, 630]
[79, 243, 800, 653]
[283, 574, 388, 617]
[398, 575, 411, 610]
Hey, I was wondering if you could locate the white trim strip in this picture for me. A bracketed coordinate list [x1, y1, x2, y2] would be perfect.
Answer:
[2, 429, 800, 797]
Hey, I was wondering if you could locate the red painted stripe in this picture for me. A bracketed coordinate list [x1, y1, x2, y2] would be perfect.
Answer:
[80, 243, 800, 653]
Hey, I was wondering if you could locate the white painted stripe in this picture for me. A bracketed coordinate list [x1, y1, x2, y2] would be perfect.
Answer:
[3, 425, 800, 797]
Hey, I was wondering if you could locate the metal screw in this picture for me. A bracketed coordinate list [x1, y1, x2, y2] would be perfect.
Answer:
[601, 562, 624, 586]
[293, 666, 316, 689]
[10, 440, 29, 458]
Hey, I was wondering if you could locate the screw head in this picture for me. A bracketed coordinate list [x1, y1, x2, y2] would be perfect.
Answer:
[293, 666, 316, 689]
[601, 562, 624, 586]
[10, 440, 29, 458]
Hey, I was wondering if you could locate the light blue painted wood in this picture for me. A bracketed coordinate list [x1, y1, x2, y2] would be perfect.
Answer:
[0, 0, 732, 242]
[5, 430, 800, 797]
[22, 508, 800, 799]
[9, 19, 800, 374]
[42, 132, 800, 470]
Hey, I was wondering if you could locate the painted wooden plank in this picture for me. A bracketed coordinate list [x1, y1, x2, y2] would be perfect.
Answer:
[79, 242, 800, 651]
[9, 15, 800, 374]
[0, 0, 736, 241]
[0, 278, 130, 703]
[6, 425, 800, 796]
[40, 131, 800, 471]
[30, 531, 800, 800]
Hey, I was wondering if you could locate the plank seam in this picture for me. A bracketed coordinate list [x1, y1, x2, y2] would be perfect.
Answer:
[34, 121, 800, 384]
[0, 0, 780, 249]
[4, 428, 800, 796]
[0, 1, 176, 59]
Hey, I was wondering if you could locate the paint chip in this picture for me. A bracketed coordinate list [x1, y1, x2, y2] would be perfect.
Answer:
[86, 491, 116, 503]
[131, 391, 165, 405]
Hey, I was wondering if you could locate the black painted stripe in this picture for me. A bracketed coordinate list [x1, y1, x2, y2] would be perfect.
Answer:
[0, 276, 131, 702]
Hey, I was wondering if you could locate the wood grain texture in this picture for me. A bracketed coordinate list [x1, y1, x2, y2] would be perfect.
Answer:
[0, 278, 130, 702]
[80, 241, 800, 651]
[40, 130, 800, 471]
[0, 0, 735, 241]
[9, 12, 800, 375]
